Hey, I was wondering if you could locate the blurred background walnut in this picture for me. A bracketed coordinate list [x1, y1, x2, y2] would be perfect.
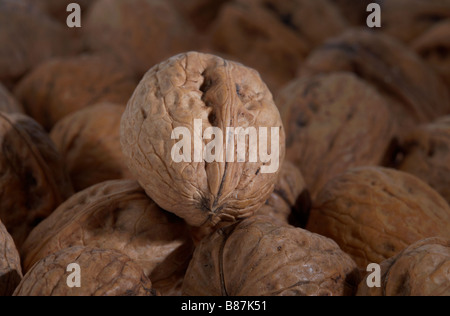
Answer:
[50, 103, 133, 192]
[0, 84, 23, 114]
[14, 55, 137, 131]
[14, 247, 157, 296]
[307, 167, 450, 268]
[183, 216, 360, 296]
[22, 180, 194, 296]
[0, 219, 22, 296]
[0, 112, 73, 248]
[357, 238, 450, 296]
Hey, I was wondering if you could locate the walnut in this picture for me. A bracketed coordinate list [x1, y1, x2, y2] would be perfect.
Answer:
[0, 219, 22, 296]
[0, 0, 74, 88]
[412, 20, 450, 91]
[50, 103, 133, 192]
[0, 83, 23, 114]
[22, 180, 194, 296]
[182, 216, 360, 296]
[397, 116, 450, 205]
[258, 161, 311, 227]
[307, 167, 450, 269]
[277, 73, 394, 200]
[0, 112, 73, 248]
[84, 0, 196, 77]
[378, 0, 450, 44]
[14, 247, 157, 296]
[210, 0, 347, 91]
[14, 55, 137, 131]
[121, 52, 285, 228]
[300, 30, 450, 138]
[357, 238, 450, 296]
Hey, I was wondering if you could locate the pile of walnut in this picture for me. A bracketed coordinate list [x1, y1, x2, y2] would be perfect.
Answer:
[0, 0, 449, 296]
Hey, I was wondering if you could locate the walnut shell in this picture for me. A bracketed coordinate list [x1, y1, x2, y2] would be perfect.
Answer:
[0, 112, 73, 248]
[379, 0, 450, 44]
[300, 30, 450, 137]
[357, 238, 450, 296]
[0, 0, 74, 88]
[0, 83, 23, 114]
[258, 161, 311, 227]
[0, 219, 22, 296]
[84, 0, 196, 77]
[121, 52, 286, 227]
[307, 167, 450, 268]
[22, 180, 194, 296]
[14, 247, 157, 296]
[50, 103, 134, 192]
[210, 0, 347, 91]
[397, 116, 450, 205]
[278, 73, 394, 200]
[182, 216, 360, 296]
[14, 55, 136, 131]
[412, 20, 450, 90]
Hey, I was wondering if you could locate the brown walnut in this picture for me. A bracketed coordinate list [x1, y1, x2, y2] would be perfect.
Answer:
[397, 116, 450, 205]
[50, 103, 134, 192]
[357, 238, 450, 296]
[182, 215, 360, 296]
[0, 219, 22, 296]
[307, 167, 450, 268]
[22, 180, 194, 296]
[278, 73, 394, 200]
[0, 112, 73, 248]
[14, 247, 157, 296]
[0, 84, 23, 114]
[121, 52, 286, 228]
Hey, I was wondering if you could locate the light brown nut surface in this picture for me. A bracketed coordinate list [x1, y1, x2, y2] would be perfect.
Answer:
[278, 73, 394, 200]
[14, 55, 137, 131]
[397, 116, 450, 205]
[0, 0, 74, 88]
[84, 0, 196, 77]
[22, 180, 194, 296]
[412, 20, 450, 90]
[300, 30, 450, 136]
[258, 161, 311, 227]
[357, 238, 450, 296]
[121, 52, 285, 228]
[307, 167, 450, 268]
[183, 216, 360, 296]
[0, 83, 23, 114]
[0, 219, 22, 296]
[210, 0, 347, 92]
[0, 112, 73, 248]
[14, 247, 156, 296]
[50, 103, 133, 192]
[378, 0, 450, 44]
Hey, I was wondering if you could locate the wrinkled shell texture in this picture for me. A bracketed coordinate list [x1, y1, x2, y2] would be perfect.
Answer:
[0, 0, 73, 87]
[413, 20, 450, 90]
[0, 84, 23, 114]
[0, 220, 22, 296]
[300, 30, 450, 136]
[50, 103, 134, 192]
[14, 247, 156, 296]
[183, 216, 360, 296]
[121, 52, 285, 227]
[258, 161, 309, 226]
[0, 112, 73, 248]
[379, 0, 450, 44]
[357, 238, 450, 296]
[398, 116, 450, 205]
[14, 55, 137, 131]
[85, 0, 195, 77]
[210, 0, 347, 91]
[307, 167, 450, 268]
[278, 73, 394, 199]
[22, 180, 193, 296]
